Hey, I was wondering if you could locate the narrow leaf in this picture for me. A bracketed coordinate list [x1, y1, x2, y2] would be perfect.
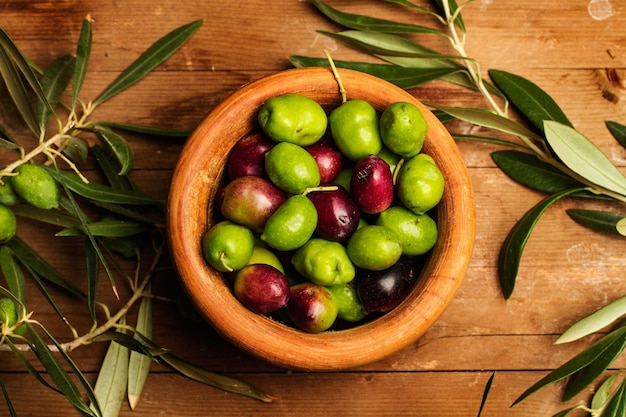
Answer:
[382, 0, 435, 16]
[0, 246, 26, 304]
[453, 133, 527, 148]
[85, 236, 98, 321]
[91, 325, 129, 417]
[96, 121, 191, 138]
[11, 204, 80, 228]
[563, 333, 626, 401]
[289, 56, 461, 89]
[93, 126, 134, 176]
[556, 295, 626, 344]
[512, 326, 626, 406]
[492, 150, 587, 194]
[600, 378, 626, 417]
[606, 120, 626, 149]
[72, 17, 92, 109]
[128, 286, 153, 410]
[93, 19, 203, 105]
[27, 323, 99, 417]
[566, 209, 626, 237]
[498, 188, 584, 299]
[43, 166, 163, 206]
[477, 372, 495, 417]
[60, 135, 89, 164]
[4, 337, 58, 393]
[159, 353, 275, 403]
[56, 218, 151, 238]
[489, 69, 572, 133]
[544, 120, 626, 196]
[311, 0, 445, 35]
[0, 137, 21, 151]
[0, 45, 40, 136]
[6, 236, 84, 296]
[36, 54, 75, 132]
[428, 103, 545, 144]
[91, 145, 135, 192]
[0, 375, 18, 417]
[591, 373, 619, 410]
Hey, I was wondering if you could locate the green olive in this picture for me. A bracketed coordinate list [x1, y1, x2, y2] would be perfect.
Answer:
[202, 221, 255, 272]
[0, 205, 16, 243]
[329, 99, 383, 161]
[10, 164, 59, 210]
[380, 101, 428, 158]
[396, 153, 444, 215]
[258, 94, 327, 146]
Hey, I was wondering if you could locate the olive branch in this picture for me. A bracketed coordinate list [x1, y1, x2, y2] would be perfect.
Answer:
[291, 0, 626, 415]
[0, 17, 273, 417]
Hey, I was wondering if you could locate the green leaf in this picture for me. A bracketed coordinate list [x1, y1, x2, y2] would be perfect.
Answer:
[60, 135, 89, 164]
[96, 121, 191, 138]
[158, 353, 275, 403]
[91, 145, 135, 192]
[57, 218, 151, 237]
[36, 54, 75, 132]
[128, 287, 152, 410]
[0, 375, 18, 417]
[563, 332, 626, 401]
[0, 137, 21, 152]
[491, 150, 589, 194]
[6, 236, 84, 297]
[289, 56, 461, 89]
[85, 237, 98, 321]
[556, 295, 626, 344]
[599, 378, 626, 417]
[591, 373, 619, 410]
[489, 69, 573, 133]
[544, 120, 626, 196]
[512, 326, 626, 406]
[93, 126, 134, 176]
[498, 188, 584, 299]
[11, 203, 79, 228]
[606, 120, 626, 150]
[0, 44, 40, 136]
[382, 0, 436, 16]
[311, 0, 445, 35]
[4, 337, 58, 393]
[27, 323, 100, 417]
[566, 209, 626, 237]
[477, 372, 495, 417]
[429, 103, 545, 144]
[551, 407, 585, 417]
[43, 166, 164, 206]
[0, 246, 26, 304]
[93, 19, 203, 106]
[91, 324, 129, 417]
[72, 17, 92, 109]
[453, 134, 527, 148]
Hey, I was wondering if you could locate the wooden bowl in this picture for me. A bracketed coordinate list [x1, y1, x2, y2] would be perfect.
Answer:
[167, 67, 475, 371]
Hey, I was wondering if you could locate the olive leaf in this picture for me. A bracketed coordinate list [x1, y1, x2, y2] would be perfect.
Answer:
[544, 120, 626, 197]
[476, 372, 495, 417]
[289, 56, 461, 89]
[56, 218, 151, 238]
[556, 295, 626, 344]
[512, 326, 626, 406]
[311, 0, 445, 35]
[128, 286, 152, 410]
[72, 17, 92, 109]
[498, 188, 585, 299]
[27, 322, 101, 417]
[93, 19, 203, 106]
[489, 69, 573, 133]
[382, 0, 436, 16]
[91, 145, 136, 193]
[606, 120, 626, 149]
[491, 150, 589, 194]
[598, 378, 626, 417]
[0, 375, 17, 417]
[0, 44, 40, 136]
[453, 133, 527, 148]
[0, 246, 26, 304]
[36, 54, 75, 132]
[43, 166, 163, 206]
[566, 209, 626, 237]
[95, 121, 191, 138]
[0, 137, 21, 151]
[92, 126, 134, 176]
[60, 135, 89, 164]
[91, 324, 129, 417]
[592, 373, 619, 410]
[3, 337, 58, 393]
[11, 203, 79, 228]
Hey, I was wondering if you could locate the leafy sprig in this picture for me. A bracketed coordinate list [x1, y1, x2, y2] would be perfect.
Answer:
[0, 17, 273, 417]
[292, 0, 626, 414]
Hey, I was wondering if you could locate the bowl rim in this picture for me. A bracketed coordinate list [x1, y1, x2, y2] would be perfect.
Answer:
[167, 67, 476, 371]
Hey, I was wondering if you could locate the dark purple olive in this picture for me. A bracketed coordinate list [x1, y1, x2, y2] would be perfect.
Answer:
[307, 185, 360, 241]
[227, 133, 275, 180]
[355, 256, 420, 313]
[350, 154, 394, 214]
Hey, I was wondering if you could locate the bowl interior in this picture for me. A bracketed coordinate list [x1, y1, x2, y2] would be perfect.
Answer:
[167, 67, 475, 371]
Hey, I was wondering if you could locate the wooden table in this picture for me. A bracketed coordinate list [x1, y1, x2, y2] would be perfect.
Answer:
[1, 0, 625, 415]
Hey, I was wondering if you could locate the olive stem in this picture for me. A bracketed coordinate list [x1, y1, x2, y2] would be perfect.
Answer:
[324, 50, 347, 103]
[302, 185, 339, 196]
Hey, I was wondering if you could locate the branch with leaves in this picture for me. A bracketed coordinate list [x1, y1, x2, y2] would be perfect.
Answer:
[290, 0, 626, 415]
[0, 17, 273, 417]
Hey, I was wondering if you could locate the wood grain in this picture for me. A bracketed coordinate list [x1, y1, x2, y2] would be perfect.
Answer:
[0, 0, 625, 415]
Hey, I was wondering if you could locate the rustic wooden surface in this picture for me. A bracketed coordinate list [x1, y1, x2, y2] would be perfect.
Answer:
[1, 0, 626, 416]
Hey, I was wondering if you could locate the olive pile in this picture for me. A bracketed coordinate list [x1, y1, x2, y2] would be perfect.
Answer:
[202, 94, 444, 333]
